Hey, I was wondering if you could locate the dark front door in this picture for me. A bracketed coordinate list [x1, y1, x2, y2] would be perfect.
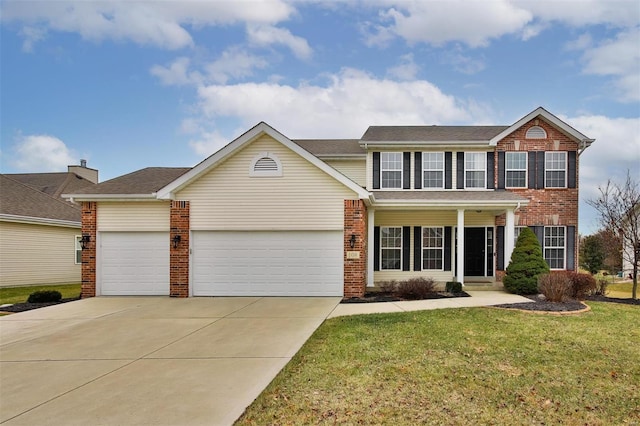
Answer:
[465, 227, 485, 276]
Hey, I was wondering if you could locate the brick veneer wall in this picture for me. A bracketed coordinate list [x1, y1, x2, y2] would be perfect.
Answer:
[170, 201, 190, 298]
[81, 201, 97, 298]
[495, 117, 580, 273]
[344, 199, 367, 298]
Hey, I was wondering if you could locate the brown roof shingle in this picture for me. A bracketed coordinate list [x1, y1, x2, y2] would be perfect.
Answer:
[69, 167, 191, 195]
[361, 126, 509, 142]
[292, 139, 365, 156]
[8, 172, 96, 197]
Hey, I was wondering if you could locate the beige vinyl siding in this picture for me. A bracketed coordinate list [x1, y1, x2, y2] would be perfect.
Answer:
[324, 159, 366, 187]
[0, 222, 80, 287]
[97, 202, 170, 231]
[177, 135, 359, 230]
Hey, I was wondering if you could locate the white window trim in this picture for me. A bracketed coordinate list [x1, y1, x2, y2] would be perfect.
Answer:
[249, 152, 283, 177]
[381, 152, 403, 189]
[525, 125, 547, 139]
[464, 152, 487, 189]
[505, 152, 528, 189]
[544, 226, 566, 270]
[75, 235, 82, 265]
[380, 226, 402, 271]
[422, 152, 445, 189]
[422, 226, 444, 271]
[544, 151, 567, 189]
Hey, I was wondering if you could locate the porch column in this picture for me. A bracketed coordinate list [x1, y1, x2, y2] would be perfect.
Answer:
[367, 208, 375, 287]
[457, 209, 465, 286]
[505, 209, 515, 268]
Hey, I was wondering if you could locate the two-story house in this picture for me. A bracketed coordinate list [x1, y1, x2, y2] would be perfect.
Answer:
[65, 107, 593, 298]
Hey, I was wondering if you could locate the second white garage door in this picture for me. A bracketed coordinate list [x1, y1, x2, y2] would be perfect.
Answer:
[100, 232, 169, 296]
[192, 231, 343, 296]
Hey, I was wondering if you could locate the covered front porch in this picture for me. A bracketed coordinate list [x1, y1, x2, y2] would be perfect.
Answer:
[367, 191, 529, 288]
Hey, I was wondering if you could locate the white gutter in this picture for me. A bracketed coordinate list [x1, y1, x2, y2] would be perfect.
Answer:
[0, 214, 80, 228]
[61, 193, 159, 202]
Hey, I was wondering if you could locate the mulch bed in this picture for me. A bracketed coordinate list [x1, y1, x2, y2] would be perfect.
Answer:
[342, 291, 470, 304]
[0, 297, 80, 313]
[494, 294, 640, 312]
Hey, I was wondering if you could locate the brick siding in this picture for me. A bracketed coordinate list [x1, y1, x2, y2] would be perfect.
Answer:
[170, 201, 190, 298]
[344, 199, 367, 298]
[81, 201, 97, 298]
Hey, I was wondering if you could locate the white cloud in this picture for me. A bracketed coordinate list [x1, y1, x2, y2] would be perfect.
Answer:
[442, 50, 485, 75]
[150, 57, 203, 86]
[2, 0, 295, 50]
[19, 25, 47, 52]
[188, 130, 232, 157]
[12, 134, 77, 172]
[246, 24, 312, 59]
[515, 0, 640, 28]
[386, 53, 419, 80]
[205, 47, 268, 84]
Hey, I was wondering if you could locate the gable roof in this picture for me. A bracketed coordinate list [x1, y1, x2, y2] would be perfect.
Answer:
[361, 126, 508, 143]
[0, 174, 81, 226]
[292, 139, 365, 157]
[7, 172, 96, 198]
[64, 167, 191, 200]
[157, 122, 370, 200]
[489, 106, 595, 146]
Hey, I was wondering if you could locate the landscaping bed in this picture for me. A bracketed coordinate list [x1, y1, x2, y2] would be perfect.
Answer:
[342, 291, 469, 303]
[0, 297, 80, 313]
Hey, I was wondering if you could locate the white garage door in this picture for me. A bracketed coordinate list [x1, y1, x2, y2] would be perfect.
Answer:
[100, 232, 169, 295]
[192, 231, 343, 296]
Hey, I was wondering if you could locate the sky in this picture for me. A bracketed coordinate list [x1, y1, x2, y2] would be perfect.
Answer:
[1, 0, 639, 234]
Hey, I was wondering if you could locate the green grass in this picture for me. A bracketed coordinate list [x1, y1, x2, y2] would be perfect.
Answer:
[0, 283, 81, 305]
[608, 282, 635, 298]
[237, 303, 640, 425]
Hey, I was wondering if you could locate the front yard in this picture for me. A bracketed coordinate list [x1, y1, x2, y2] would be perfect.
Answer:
[237, 302, 639, 425]
[0, 283, 80, 305]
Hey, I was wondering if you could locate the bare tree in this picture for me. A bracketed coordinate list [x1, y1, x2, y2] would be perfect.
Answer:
[587, 171, 639, 299]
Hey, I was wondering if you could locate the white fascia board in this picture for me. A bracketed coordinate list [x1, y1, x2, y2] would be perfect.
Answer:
[360, 141, 491, 149]
[316, 154, 367, 160]
[489, 106, 594, 146]
[372, 199, 529, 210]
[62, 193, 159, 202]
[157, 121, 371, 200]
[0, 214, 80, 228]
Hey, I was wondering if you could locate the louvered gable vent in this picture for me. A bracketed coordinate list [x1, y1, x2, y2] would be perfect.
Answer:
[254, 157, 278, 171]
[250, 152, 282, 177]
[525, 126, 547, 139]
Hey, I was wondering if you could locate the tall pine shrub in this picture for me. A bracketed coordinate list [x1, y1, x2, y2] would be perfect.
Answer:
[504, 227, 550, 294]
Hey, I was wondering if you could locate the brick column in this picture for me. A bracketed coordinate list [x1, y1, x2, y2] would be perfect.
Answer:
[344, 199, 367, 298]
[170, 201, 190, 298]
[81, 201, 97, 298]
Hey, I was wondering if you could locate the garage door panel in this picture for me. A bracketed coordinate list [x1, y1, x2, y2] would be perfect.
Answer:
[100, 232, 169, 296]
[192, 231, 343, 296]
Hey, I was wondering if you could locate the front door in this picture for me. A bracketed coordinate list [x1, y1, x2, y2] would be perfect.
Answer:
[465, 227, 485, 276]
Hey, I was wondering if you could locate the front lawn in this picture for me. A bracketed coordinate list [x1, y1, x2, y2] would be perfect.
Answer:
[608, 282, 636, 299]
[0, 283, 81, 305]
[237, 302, 640, 425]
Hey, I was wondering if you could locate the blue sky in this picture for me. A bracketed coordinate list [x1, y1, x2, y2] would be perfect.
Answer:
[1, 0, 639, 234]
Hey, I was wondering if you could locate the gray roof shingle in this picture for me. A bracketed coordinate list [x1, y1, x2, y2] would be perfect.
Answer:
[292, 139, 365, 156]
[361, 126, 509, 142]
[69, 167, 191, 195]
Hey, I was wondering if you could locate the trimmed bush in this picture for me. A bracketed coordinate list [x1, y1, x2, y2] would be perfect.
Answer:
[504, 227, 550, 295]
[27, 290, 62, 303]
[445, 281, 463, 293]
[561, 271, 597, 299]
[378, 280, 398, 293]
[395, 277, 436, 299]
[538, 273, 572, 302]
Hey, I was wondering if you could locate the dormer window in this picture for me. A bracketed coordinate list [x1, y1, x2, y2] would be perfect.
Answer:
[525, 126, 547, 139]
[250, 152, 282, 177]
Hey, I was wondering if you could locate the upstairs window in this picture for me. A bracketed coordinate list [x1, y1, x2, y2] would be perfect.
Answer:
[381, 152, 403, 189]
[422, 152, 444, 189]
[545, 152, 567, 188]
[505, 152, 527, 188]
[380, 226, 402, 270]
[465, 152, 486, 188]
[250, 152, 282, 177]
[526, 126, 547, 139]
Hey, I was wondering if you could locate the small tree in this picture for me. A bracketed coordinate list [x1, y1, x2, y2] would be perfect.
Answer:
[504, 227, 550, 294]
[587, 171, 639, 299]
[580, 234, 605, 274]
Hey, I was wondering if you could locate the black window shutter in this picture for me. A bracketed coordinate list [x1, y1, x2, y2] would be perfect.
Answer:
[496, 226, 505, 270]
[402, 226, 410, 271]
[568, 151, 577, 188]
[373, 226, 380, 271]
[456, 152, 465, 189]
[566, 226, 576, 270]
[497, 151, 505, 189]
[414, 152, 422, 190]
[403, 152, 411, 189]
[536, 151, 545, 189]
[445, 152, 453, 189]
[528, 151, 537, 189]
[444, 226, 452, 271]
[487, 151, 495, 189]
[413, 226, 422, 271]
[530, 226, 544, 249]
[373, 152, 381, 189]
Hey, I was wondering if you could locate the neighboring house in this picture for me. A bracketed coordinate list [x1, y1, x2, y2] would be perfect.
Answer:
[65, 107, 594, 298]
[621, 203, 640, 280]
[0, 163, 98, 287]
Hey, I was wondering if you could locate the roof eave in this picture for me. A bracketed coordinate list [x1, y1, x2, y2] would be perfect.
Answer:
[0, 214, 80, 228]
[372, 198, 530, 209]
[62, 193, 159, 202]
[359, 140, 492, 149]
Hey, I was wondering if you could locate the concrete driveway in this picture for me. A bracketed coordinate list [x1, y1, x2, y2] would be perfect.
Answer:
[0, 296, 340, 426]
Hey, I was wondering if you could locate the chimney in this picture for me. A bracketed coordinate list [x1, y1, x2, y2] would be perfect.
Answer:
[68, 159, 99, 184]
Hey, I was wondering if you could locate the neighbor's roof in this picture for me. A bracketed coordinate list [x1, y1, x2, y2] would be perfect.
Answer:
[373, 190, 528, 205]
[292, 139, 365, 156]
[67, 167, 191, 196]
[0, 174, 81, 223]
[7, 172, 95, 198]
[361, 126, 509, 143]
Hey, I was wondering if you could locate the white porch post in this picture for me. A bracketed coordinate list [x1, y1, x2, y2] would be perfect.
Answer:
[367, 208, 375, 287]
[457, 209, 465, 286]
[505, 209, 515, 268]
